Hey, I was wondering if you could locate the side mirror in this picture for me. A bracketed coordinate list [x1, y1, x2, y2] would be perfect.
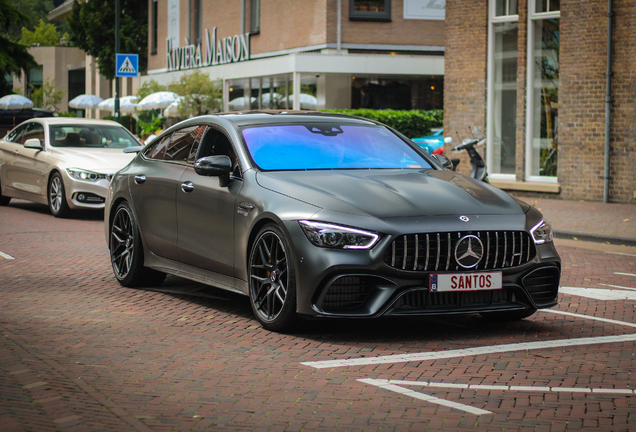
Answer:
[443, 137, 453, 144]
[24, 138, 43, 150]
[431, 154, 454, 170]
[194, 155, 232, 177]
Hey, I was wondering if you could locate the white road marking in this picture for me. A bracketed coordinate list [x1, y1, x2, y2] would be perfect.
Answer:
[598, 283, 636, 291]
[544, 309, 636, 329]
[358, 378, 492, 415]
[615, 272, 636, 277]
[560, 286, 636, 300]
[0, 250, 14, 260]
[374, 379, 636, 395]
[605, 251, 636, 257]
[301, 333, 636, 369]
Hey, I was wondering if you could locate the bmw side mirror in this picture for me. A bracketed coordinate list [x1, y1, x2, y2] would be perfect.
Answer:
[194, 155, 232, 177]
[24, 138, 43, 150]
[431, 154, 454, 170]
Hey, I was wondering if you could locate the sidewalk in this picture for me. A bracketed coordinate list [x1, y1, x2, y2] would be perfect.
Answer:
[513, 196, 636, 247]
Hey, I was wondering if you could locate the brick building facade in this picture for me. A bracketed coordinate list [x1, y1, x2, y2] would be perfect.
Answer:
[445, 0, 635, 204]
[147, 0, 446, 112]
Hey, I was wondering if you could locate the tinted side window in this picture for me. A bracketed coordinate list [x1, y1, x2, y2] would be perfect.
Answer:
[145, 133, 172, 160]
[6, 123, 28, 144]
[164, 125, 206, 163]
[24, 122, 45, 143]
[197, 127, 240, 175]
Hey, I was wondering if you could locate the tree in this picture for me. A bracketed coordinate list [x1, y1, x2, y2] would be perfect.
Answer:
[169, 71, 221, 117]
[0, 0, 37, 95]
[30, 78, 65, 111]
[5, 0, 61, 43]
[67, 0, 147, 80]
[20, 19, 68, 46]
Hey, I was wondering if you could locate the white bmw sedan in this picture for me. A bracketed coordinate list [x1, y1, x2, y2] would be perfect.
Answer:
[0, 118, 138, 217]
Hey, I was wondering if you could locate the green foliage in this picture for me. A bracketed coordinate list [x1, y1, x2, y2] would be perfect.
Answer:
[168, 70, 221, 117]
[321, 109, 443, 138]
[68, 0, 147, 80]
[30, 78, 65, 111]
[57, 111, 78, 118]
[135, 110, 163, 135]
[136, 79, 166, 101]
[3, 0, 61, 43]
[0, 0, 37, 81]
[20, 19, 63, 46]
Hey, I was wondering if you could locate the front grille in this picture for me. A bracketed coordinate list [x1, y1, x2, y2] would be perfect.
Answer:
[321, 276, 378, 312]
[523, 267, 560, 305]
[384, 231, 536, 272]
[395, 287, 513, 310]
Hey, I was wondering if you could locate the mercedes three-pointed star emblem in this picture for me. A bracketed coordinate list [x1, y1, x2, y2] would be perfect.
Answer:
[454, 235, 484, 269]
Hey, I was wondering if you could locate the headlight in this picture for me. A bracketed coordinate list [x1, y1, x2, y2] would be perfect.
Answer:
[530, 219, 553, 244]
[66, 168, 108, 182]
[298, 220, 380, 249]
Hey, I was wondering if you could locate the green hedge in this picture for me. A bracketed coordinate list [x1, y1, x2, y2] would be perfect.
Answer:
[320, 109, 443, 138]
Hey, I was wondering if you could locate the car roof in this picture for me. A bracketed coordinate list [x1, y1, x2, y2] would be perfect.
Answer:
[26, 117, 124, 127]
[171, 111, 379, 128]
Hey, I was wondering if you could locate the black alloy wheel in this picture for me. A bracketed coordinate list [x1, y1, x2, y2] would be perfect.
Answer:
[248, 224, 299, 332]
[48, 172, 71, 217]
[110, 201, 166, 287]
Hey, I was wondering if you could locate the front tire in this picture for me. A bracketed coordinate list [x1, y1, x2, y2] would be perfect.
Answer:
[248, 224, 299, 332]
[110, 201, 166, 287]
[48, 172, 71, 218]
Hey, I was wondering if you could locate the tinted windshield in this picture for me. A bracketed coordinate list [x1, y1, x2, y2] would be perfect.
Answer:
[49, 125, 138, 148]
[242, 124, 432, 171]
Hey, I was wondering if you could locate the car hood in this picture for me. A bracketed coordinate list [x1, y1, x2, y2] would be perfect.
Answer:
[256, 169, 524, 218]
[49, 148, 136, 173]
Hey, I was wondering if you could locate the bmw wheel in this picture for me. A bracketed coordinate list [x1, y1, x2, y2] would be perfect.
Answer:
[110, 201, 166, 287]
[248, 224, 299, 332]
[48, 172, 71, 218]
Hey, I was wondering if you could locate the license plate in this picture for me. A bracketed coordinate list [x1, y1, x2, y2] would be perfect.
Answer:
[430, 272, 502, 292]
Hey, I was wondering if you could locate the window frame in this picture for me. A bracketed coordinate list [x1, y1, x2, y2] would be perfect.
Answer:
[250, 0, 260, 34]
[349, 0, 391, 22]
[151, 0, 158, 55]
[524, 0, 560, 183]
[486, 0, 519, 180]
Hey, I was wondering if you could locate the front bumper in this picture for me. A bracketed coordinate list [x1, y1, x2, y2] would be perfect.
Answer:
[62, 172, 111, 210]
[284, 221, 561, 319]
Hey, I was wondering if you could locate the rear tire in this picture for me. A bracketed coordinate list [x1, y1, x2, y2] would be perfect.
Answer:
[481, 308, 537, 321]
[48, 172, 72, 218]
[248, 224, 300, 332]
[109, 201, 166, 287]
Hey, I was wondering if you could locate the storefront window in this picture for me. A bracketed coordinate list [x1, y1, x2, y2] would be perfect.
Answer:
[535, 0, 560, 13]
[530, 18, 559, 177]
[349, 0, 391, 21]
[491, 22, 518, 175]
[250, 0, 260, 34]
[487, 0, 518, 177]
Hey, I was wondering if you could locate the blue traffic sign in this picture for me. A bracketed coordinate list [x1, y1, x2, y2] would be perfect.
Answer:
[115, 54, 139, 78]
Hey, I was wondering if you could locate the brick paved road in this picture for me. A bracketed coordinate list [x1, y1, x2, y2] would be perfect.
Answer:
[1, 200, 635, 431]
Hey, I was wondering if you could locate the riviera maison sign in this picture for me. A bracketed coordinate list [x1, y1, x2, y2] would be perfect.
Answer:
[166, 27, 250, 72]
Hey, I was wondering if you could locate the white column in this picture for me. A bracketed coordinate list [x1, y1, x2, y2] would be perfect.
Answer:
[292, 72, 301, 111]
[222, 79, 229, 112]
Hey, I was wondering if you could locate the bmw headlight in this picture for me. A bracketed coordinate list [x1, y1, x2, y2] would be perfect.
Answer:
[530, 219, 553, 244]
[299, 220, 380, 250]
[66, 168, 108, 182]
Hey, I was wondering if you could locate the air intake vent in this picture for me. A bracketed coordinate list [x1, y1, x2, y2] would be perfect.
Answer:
[523, 267, 560, 305]
[321, 276, 379, 312]
[384, 231, 536, 272]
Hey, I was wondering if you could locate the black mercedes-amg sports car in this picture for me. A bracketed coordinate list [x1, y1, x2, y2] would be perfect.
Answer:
[105, 112, 560, 332]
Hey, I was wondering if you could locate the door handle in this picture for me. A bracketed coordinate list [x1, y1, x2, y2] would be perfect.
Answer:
[181, 181, 194, 193]
[134, 175, 146, 184]
[13, 150, 18, 156]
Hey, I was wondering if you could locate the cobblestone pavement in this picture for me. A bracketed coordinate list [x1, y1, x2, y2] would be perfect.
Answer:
[1, 200, 635, 431]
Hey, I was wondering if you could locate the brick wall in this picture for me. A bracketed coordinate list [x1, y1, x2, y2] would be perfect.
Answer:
[560, 0, 635, 203]
[443, 0, 488, 177]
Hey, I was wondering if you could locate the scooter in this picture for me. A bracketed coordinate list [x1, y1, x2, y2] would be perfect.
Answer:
[451, 137, 488, 183]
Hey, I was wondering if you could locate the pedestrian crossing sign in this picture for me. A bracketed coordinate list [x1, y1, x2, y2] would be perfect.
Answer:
[115, 54, 139, 78]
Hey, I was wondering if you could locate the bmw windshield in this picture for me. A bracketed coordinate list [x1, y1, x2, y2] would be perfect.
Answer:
[242, 124, 432, 171]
